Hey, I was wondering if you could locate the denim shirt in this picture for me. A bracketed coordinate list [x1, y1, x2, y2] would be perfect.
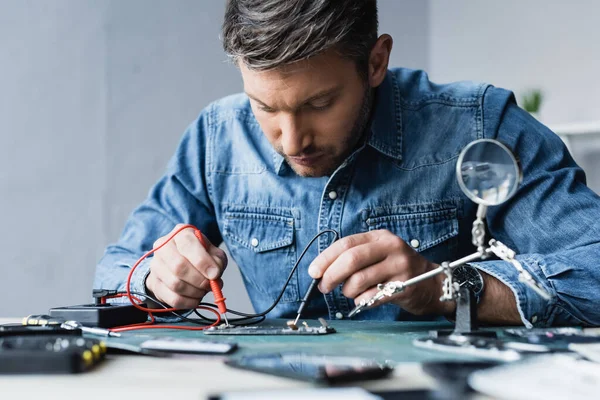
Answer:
[94, 68, 600, 327]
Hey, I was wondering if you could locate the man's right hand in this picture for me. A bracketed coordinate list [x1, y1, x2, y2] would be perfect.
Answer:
[145, 224, 228, 309]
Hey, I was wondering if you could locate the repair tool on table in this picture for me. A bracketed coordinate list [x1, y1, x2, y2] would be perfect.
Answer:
[289, 277, 321, 330]
[21, 314, 122, 337]
[194, 228, 229, 327]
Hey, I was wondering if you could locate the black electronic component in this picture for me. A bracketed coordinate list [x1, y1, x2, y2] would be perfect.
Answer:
[224, 352, 393, 384]
[49, 303, 148, 328]
[0, 335, 105, 374]
[48, 289, 148, 328]
[0, 323, 82, 337]
[49, 302, 148, 328]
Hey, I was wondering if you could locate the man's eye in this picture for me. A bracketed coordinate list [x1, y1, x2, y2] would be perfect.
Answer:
[258, 105, 276, 113]
[309, 102, 331, 111]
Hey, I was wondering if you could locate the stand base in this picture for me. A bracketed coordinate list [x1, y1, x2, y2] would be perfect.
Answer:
[413, 336, 521, 362]
[432, 329, 497, 338]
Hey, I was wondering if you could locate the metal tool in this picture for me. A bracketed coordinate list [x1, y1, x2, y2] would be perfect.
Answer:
[22, 314, 121, 338]
[348, 252, 483, 317]
[292, 278, 320, 327]
[61, 320, 121, 337]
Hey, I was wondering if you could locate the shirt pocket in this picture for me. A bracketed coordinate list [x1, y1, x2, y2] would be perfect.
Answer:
[222, 207, 299, 303]
[364, 202, 460, 263]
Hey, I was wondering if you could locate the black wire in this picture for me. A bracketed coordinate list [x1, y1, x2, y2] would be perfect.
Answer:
[195, 229, 339, 322]
[120, 290, 262, 325]
[126, 290, 211, 325]
[123, 229, 339, 326]
[193, 307, 266, 325]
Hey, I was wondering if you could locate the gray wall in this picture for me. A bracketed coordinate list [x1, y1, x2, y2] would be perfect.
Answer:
[0, 0, 429, 317]
[429, 0, 600, 191]
[0, 1, 109, 315]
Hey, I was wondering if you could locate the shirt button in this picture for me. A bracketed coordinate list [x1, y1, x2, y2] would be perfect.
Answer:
[410, 239, 420, 248]
[250, 238, 259, 247]
[328, 191, 337, 200]
[335, 312, 344, 320]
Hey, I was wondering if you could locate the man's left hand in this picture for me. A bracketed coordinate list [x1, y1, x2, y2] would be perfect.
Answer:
[308, 229, 454, 316]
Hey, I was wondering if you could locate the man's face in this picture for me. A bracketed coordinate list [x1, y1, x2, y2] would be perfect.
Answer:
[240, 51, 372, 177]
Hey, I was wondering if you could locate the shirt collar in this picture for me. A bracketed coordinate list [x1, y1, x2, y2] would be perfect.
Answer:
[367, 70, 403, 161]
[271, 70, 403, 174]
[273, 150, 286, 175]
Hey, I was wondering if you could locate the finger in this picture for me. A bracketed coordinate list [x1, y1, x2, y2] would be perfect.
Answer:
[149, 257, 207, 298]
[152, 274, 204, 309]
[174, 229, 225, 280]
[154, 238, 206, 290]
[199, 231, 228, 271]
[341, 260, 397, 299]
[308, 231, 382, 279]
[206, 242, 228, 270]
[199, 278, 224, 292]
[319, 240, 388, 293]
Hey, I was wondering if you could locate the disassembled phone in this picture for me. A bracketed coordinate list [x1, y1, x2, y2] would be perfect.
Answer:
[225, 352, 393, 384]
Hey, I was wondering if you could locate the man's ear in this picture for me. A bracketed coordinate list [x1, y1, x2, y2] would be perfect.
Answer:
[368, 34, 393, 88]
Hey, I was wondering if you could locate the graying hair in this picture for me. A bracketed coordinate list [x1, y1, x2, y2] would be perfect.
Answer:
[222, 0, 378, 76]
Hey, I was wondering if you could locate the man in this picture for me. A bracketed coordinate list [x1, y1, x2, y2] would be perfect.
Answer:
[94, 0, 600, 327]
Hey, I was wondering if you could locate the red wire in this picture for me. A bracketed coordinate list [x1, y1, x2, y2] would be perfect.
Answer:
[109, 224, 222, 332]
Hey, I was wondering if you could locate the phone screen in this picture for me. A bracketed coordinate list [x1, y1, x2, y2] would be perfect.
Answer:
[225, 352, 393, 384]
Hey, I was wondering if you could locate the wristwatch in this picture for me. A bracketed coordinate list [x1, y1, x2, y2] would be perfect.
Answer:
[452, 264, 485, 303]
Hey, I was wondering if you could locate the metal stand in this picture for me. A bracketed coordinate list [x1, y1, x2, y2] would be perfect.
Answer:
[433, 286, 497, 338]
[454, 286, 478, 335]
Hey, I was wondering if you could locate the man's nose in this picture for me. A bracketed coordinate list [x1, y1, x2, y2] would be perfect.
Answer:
[279, 113, 311, 156]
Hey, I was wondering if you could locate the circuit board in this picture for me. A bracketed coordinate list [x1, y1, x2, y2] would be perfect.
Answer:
[204, 324, 335, 336]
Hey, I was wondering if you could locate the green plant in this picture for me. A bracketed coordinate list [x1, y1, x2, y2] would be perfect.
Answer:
[521, 89, 543, 113]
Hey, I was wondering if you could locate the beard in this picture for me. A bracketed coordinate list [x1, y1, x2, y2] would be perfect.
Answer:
[281, 86, 374, 177]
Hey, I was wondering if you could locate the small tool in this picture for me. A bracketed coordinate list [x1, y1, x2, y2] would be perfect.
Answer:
[292, 278, 320, 328]
[210, 280, 229, 327]
[348, 281, 404, 318]
[193, 228, 229, 327]
[61, 320, 122, 337]
[22, 315, 121, 337]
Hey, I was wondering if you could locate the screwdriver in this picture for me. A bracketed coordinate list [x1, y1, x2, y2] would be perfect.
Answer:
[193, 229, 229, 326]
[22, 315, 121, 337]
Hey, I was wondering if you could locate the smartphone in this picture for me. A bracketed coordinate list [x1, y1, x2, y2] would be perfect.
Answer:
[140, 337, 237, 354]
[224, 352, 393, 384]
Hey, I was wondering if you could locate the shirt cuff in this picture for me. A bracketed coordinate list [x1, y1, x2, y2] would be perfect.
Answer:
[470, 255, 556, 328]
[114, 257, 187, 323]
[128, 257, 153, 298]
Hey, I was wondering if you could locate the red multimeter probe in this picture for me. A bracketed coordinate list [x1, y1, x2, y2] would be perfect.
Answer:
[193, 229, 229, 326]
